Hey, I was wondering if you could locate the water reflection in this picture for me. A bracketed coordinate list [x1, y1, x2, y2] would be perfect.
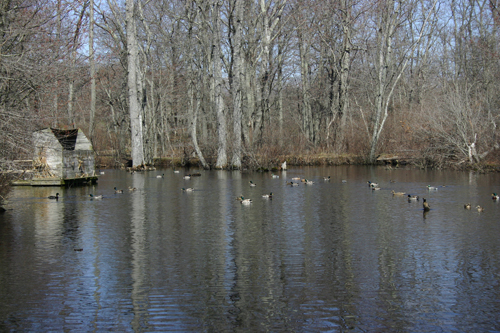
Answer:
[34, 189, 64, 250]
[1, 166, 500, 331]
[129, 174, 147, 331]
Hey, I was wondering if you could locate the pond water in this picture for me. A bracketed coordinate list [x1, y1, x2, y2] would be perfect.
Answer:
[1, 166, 499, 332]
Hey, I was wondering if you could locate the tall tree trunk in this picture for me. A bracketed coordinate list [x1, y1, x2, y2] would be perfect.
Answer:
[165, 49, 176, 154]
[242, 57, 253, 147]
[253, 0, 270, 144]
[231, 0, 244, 168]
[277, 33, 284, 144]
[190, 76, 209, 169]
[368, 0, 436, 162]
[141, 76, 154, 164]
[136, 0, 154, 165]
[254, 0, 286, 145]
[68, 73, 74, 127]
[53, 0, 61, 128]
[89, 0, 96, 141]
[298, 30, 313, 143]
[67, 2, 87, 128]
[369, 0, 396, 162]
[126, 0, 144, 167]
[214, 0, 227, 169]
[185, 1, 209, 169]
[335, 0, 351, 152]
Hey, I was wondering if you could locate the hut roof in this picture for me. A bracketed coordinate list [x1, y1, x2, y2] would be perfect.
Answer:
[35, 128, 81, 151]
[51, 128, 79, 151]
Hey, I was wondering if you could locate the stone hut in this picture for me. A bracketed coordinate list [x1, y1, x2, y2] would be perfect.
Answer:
[32, 128, 96, 182]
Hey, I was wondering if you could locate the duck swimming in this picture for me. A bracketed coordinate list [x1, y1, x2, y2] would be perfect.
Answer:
[239, 196, 252, 204]
[114, 187, 124, 194]
[427, 185, 438, 190]
[476, 205, 484, 212]
[262, 192, 273, 198]
[392, 190, 406, 196]
[249, 181, 257, 187]
[89, 194, 103, 199]
[181, 187, 194, 192]
[492, 193, 499, 200]
[48, 193, 59, 199]
[464, 203, 471, 209]
[407, 194, 419, 201]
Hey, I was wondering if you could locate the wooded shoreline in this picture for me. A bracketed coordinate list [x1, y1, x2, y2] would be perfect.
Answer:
[96, 152, 500, 173]
[3, 1, 500, 182]
[1, 152, 499, 211]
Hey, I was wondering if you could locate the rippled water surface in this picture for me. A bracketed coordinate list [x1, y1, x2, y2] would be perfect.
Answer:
[1, 166, 500, 332]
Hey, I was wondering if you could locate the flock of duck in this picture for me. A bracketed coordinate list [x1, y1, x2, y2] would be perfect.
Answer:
[235, 175, 338, 204]
[46, 171, 500, 212]
[45, 170, 203, 201]
[366, 180, 498, 212]
[366, 181, 433, 212]
[466, 192, 499, 212]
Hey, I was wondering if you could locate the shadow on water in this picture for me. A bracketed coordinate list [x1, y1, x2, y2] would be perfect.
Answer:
[1, 166, 500, 331]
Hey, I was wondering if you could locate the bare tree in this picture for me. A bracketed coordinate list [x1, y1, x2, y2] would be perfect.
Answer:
[368, 0, 437, 162]
[335, 0, 353, 151]
[425, 82, 499, 163]
[211, 0, 227, 169]
[230, 0, 244, 168]
[126, 0, 144, 166]
[3, 0, 494, 172]
[253, 0, 287, 145]
[298, 24, 315, 144]
[67, 1, 89, 128]
[185, 1, 209, 169]
[0, 0, 75, 189]
[89, 0, 96, 141]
